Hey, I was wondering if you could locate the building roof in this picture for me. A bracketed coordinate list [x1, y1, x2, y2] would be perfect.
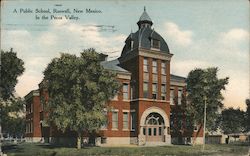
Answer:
[121, 27, 170, 57]
[170, 74, 186, 82]
[101, 59, 130, 74]
[137, 7, 153, 25]
[121, 8, 170, 57]
[24, 89, 40, 100]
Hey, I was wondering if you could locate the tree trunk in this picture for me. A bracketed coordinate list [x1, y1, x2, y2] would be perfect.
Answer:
[77, 132, 81, 149]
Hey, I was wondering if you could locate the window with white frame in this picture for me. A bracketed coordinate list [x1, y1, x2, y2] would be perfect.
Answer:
[143, 82, 148, 98]
[143, 72, 149, 81]
[161, 84, 166, 100]
[123, 83, 129, 100]
[112, 111, 118, 129]
[143, 58, 149, 72]
[152, 39, 160, 49]
[161, 61, 166, 75]
[131, 40, 134, 50]
[170, 89, 174, 105]
[123, 112, 129, 130]
[152, 83, 158, 99]
[30, 122, 33, 133]
[131, 112, 136, 131]
[152, 60, 157, 74]
[153, 74, 158, 82]
[178, 89, 182, 105]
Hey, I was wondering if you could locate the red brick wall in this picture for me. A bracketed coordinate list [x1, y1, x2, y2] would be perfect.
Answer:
[33, 96, 41, 137]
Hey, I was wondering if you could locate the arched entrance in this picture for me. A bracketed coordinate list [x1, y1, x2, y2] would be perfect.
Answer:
[138, 107, 171, 145]
[143, 113, 164, 142]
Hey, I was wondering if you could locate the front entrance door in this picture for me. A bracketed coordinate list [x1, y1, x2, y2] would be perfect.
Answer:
[143, 114, 164, 142]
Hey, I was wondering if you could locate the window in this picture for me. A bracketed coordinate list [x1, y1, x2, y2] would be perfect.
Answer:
[112, 93, 118, 101]
[153, 128, 157, 136]
[112, 111, 118, 129]
[29, 103, 33, 114]
[152, 60, 157, 73]
[131, 112, 136, 131]
[40, 96, 45, 111]
[161, 61, 166, 75]
[152, 39, 160, 49]
[152, 83, 158, 99]
[130, 86, 133, 100]
[170, 113, 174, 131]
[143, 58, 148, 72]
[143, 82, 148, 98]
[123, 83, 129, 100]
[170, 89, 174, 105]
[161, 84, 166, 100]
[26, 123, 29, 133]
[159, 127, 162, 135]
[123, 112, 129, 130]
[153, 74, 158, 82]
[148, 128, 152, 136]
[143, 72, 149, 81]
[131, 40, 134, 50]
[178, 90, 182, 105]
[30, 122, 33, 133]
[161, 75, 166, 83]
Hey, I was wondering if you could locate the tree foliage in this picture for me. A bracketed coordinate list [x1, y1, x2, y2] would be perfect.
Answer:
[0, 48, 24, 100]
[0, 49, 25, 137]
[245, 99, 250, 131]
[221, 107, 245, 134]
[186, 67, 229, 131]
[43, 48, 120, 148]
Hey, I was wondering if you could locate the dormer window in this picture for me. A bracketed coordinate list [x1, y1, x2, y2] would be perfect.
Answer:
[131, 40, 134, 50]
[151, 39, 160, 49]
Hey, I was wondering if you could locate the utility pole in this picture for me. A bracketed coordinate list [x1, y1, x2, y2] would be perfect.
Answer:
[0, 114, 2, 156]
[202, 96, 207, 152]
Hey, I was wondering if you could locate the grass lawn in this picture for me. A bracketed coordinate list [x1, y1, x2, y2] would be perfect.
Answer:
[2, 142, 250, 156]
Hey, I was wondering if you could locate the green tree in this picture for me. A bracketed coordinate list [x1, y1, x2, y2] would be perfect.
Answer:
[221, 107, 245, 134]
[44, 48, 120, 149]
[1, 97, 25, 137]
[0, 49, 25, 154]
[245, 99, 250, 131]
[186, 67, 229, 132]
[0, 48, 25, 100]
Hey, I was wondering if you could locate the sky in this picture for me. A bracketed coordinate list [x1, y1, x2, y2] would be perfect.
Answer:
[1, 0, 249, 110]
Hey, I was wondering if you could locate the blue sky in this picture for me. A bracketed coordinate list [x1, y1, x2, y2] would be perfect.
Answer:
[1, 0, 249, 110]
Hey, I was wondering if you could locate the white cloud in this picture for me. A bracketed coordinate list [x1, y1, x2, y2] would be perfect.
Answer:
[171, 60, 210, 76]
[220, 28, 249, 43]
[164, 22, 193, 47]
[15, 73, 43, 97]
[38, 32, 58, 46]
[168, 27, 249, 110]
[1, 20, 127, 97]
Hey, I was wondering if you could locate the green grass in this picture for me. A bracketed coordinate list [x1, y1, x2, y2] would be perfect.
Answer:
[3, 142, 249, 156]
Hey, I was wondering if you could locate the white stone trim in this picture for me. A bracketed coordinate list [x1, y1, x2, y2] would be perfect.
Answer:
[170, 81, 186, 87]
[25, 137, 42, 143]
[117, 73, 131, 80]
[138, 106, 171, 145]
[122, 110, 130, 112]
[99, 137, 137, 146]
[130, 98, 169, 103]
[111, 109, 119, 112]
[139, 49, 173, 61]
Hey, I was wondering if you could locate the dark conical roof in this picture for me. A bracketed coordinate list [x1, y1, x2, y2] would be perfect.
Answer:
[139, 7, 152, 22]
[137, 7, 153, 27]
